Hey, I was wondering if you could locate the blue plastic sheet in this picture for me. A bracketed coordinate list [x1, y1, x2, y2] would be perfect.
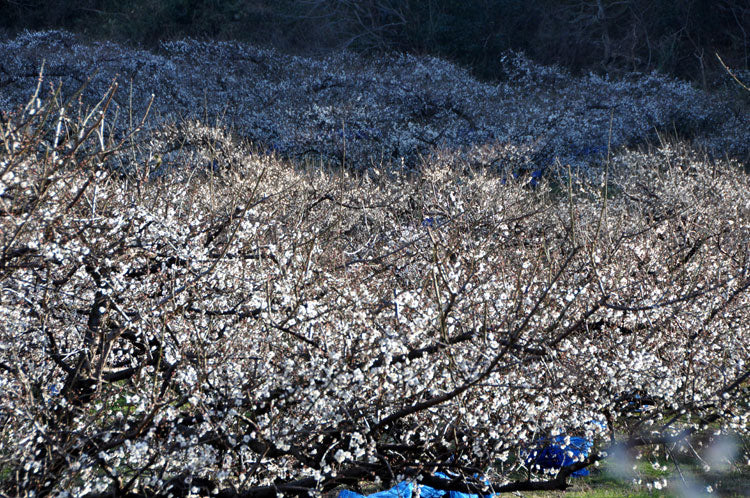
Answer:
[524, 435, 592, 477]
[337, 431, 595, 498]
[337, 473, 496, 498]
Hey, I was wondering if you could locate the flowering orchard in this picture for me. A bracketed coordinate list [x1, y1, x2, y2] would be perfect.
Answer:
[1, 33, 750, 498]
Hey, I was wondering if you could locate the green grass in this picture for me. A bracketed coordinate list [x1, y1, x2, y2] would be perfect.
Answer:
[520, 464, 667, 498]
[522, 453, 750, 498]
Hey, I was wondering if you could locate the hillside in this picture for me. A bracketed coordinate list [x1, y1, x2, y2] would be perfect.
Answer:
[1, 30, 748, 179]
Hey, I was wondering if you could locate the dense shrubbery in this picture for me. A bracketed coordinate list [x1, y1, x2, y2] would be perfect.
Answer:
[1, 33, 749, 497]
[0, 0, 748, 86]
[1, 31, 748, 180]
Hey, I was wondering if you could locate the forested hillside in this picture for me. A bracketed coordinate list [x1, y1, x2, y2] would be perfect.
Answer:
[1, 0, 748, 86]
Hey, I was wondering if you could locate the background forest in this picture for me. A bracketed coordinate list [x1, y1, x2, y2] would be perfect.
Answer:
[1, 0, 748, 87]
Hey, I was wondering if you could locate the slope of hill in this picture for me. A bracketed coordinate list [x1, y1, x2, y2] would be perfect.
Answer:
[1, 30, 747, 179]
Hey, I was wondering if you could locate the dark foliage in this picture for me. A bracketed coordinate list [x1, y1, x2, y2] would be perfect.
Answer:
[1, 0, 747, 86]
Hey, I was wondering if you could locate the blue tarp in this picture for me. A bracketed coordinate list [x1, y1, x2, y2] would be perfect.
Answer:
[338, 432, 595, 498]
[337, 473, 496, 498]
[524, 435, 592, 477]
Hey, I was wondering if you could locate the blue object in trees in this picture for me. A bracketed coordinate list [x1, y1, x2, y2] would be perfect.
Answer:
[337, 473, 497, 498]
[337, 431, 596, 498]
[524, 435, 592, 477]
